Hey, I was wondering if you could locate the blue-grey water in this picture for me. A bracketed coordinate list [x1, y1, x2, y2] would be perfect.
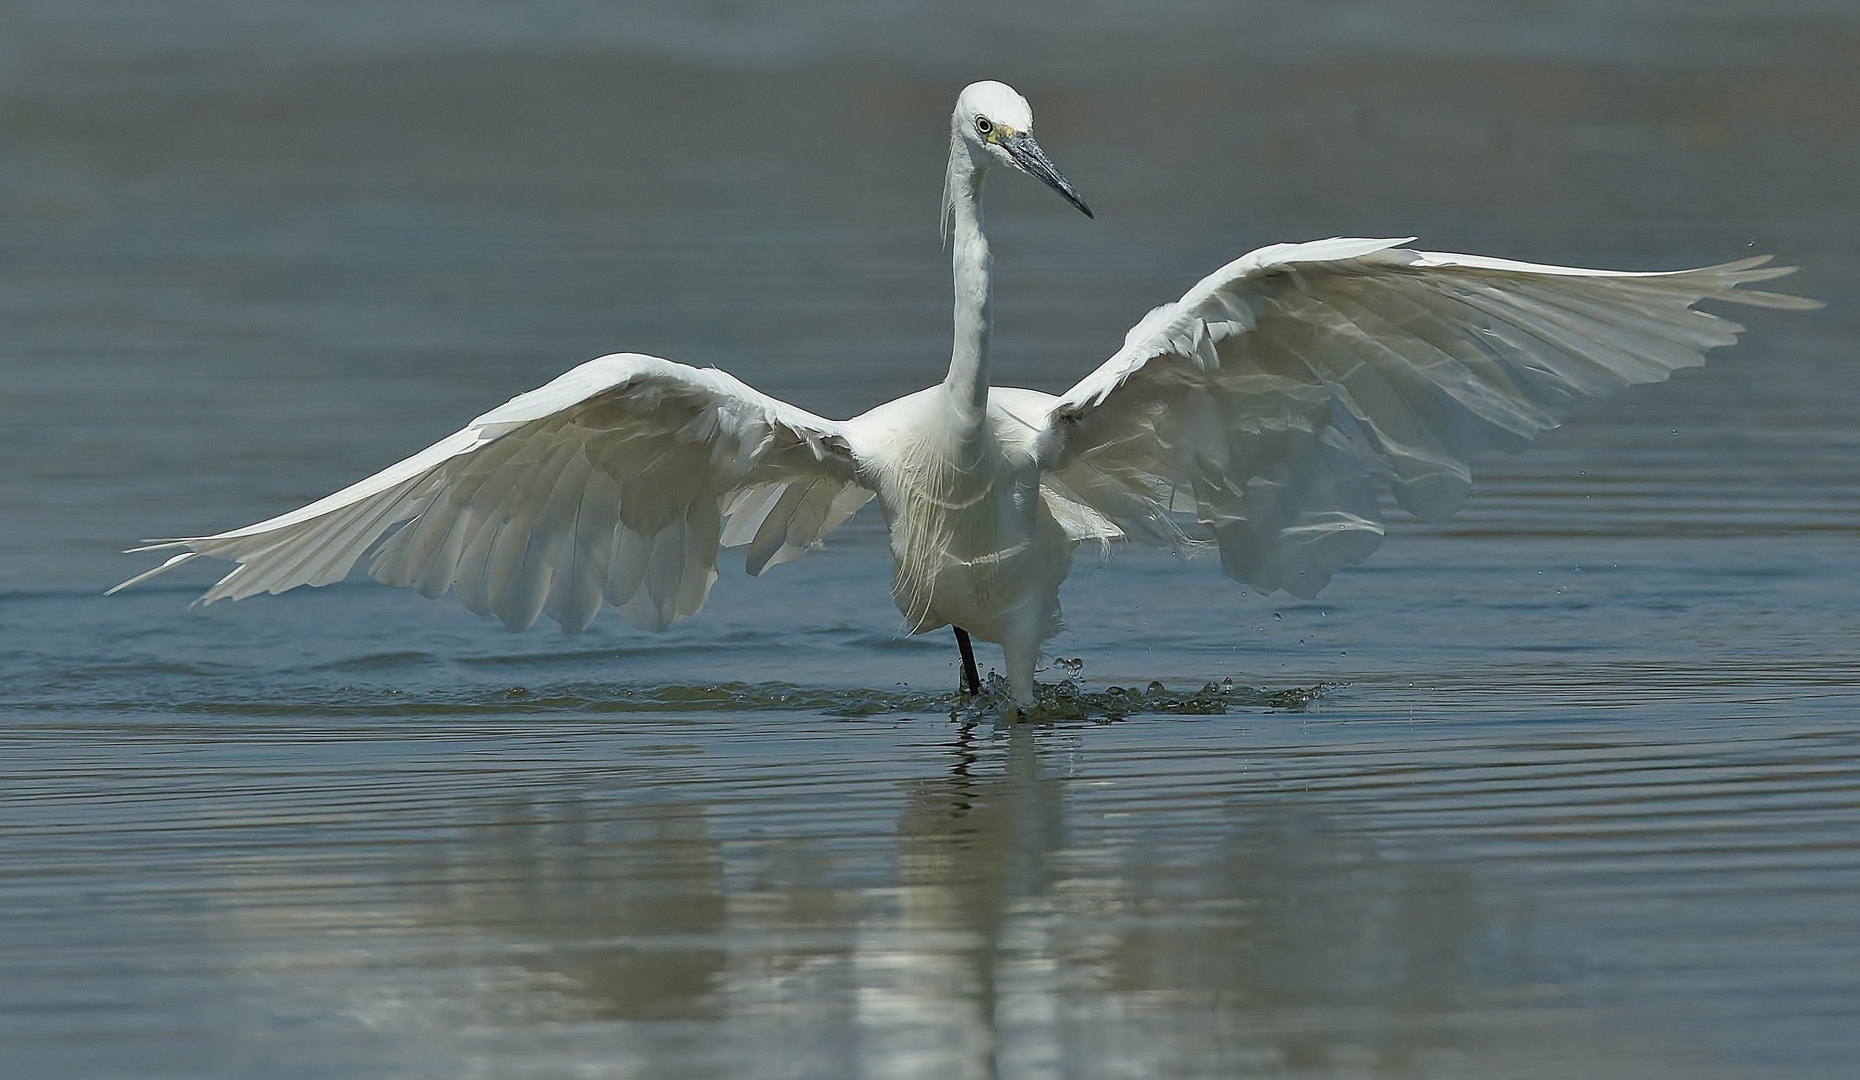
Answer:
[4, 3, 1858, 1077]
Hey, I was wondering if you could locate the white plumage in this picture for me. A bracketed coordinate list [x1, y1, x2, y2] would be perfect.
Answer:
[116, 80, 1815, 708]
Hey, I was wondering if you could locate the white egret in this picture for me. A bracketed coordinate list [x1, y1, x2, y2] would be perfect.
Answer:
[115, 80, 1815, 709]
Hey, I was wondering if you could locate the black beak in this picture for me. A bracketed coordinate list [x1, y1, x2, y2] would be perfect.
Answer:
[1003, 131, 1093, 219]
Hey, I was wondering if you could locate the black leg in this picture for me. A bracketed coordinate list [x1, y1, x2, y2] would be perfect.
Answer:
[954, 627, 981, 696]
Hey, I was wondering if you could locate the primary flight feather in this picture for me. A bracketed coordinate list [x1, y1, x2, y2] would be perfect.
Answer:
[115, 80, 1816, 709]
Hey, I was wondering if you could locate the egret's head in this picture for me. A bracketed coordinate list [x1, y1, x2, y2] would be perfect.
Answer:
[952, 80, 1092, 218]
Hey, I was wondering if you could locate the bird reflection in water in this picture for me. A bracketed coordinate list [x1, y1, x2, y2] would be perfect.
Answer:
[861, 724, 1534, 1078]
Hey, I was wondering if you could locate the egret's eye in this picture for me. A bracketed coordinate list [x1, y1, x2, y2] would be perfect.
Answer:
[974, 116, 993, 136]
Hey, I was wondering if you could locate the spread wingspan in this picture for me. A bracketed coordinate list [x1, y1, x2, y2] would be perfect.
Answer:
[1037, 238, 1817, 598]
[112, 353, 872, 632]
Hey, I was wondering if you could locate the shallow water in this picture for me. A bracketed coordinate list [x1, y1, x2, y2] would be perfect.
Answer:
[4, 3, 1859, 1077]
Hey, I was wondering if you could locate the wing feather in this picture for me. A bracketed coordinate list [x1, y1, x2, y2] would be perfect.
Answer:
[543, 464, 622, 633]
[489, 438, 587, 631]
[371, 432, 531, 590]
[606, 525, 652, 613]
[1040, 238, 1816, 598]
[746, 480, 821, 576]
[115, 353, 870, 633]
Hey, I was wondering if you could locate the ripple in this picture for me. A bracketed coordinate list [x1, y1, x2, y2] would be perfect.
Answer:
[6, 676, 1337, 722]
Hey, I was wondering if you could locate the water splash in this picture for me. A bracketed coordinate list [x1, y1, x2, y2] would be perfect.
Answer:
[10, 675, 1335, 722]
[958, 673, 1336, 722]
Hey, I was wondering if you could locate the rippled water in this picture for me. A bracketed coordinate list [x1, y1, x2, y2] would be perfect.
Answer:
[4, 3, 1859, 1077]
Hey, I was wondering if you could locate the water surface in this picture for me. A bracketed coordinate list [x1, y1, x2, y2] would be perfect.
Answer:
[3, 3, 1858, 1077]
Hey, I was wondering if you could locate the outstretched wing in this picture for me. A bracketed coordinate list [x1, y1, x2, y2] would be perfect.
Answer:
[113, 353, 873, 632]
[1037, 237, 1817, 599]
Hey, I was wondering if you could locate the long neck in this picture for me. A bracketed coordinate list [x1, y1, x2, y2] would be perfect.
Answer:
[943, 151, 991, 415]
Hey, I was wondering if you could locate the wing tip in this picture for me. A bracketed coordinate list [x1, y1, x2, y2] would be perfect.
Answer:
[1702, 258, 1823, 310]
[125, 538, 197, 554]
[105, 550, 202, 595]
[1736, 289, 1825, 311]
